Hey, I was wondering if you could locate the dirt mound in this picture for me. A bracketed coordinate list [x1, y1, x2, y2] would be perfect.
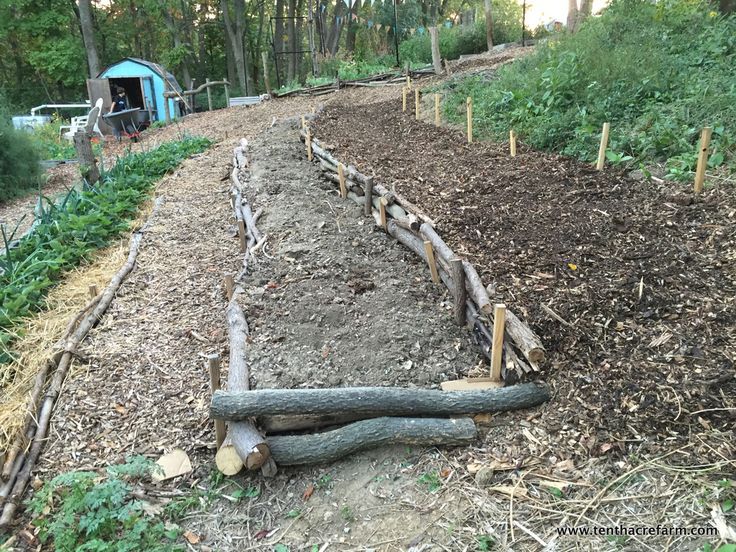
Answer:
[311, 99, 736, 462]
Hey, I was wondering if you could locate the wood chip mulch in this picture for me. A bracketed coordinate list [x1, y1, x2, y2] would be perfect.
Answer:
[311, 100, 736, 464]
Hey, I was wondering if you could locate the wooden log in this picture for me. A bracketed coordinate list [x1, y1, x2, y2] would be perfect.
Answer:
[364, 177, 373, 216]
[239, 202, 263, 244]
[450, 258, 466, 325]
[267, 417, 477, 466]
[505, 310, 545, 366]
[393, 214, 420, 231]
[73, 131, 100, 185]
[211, 382, 551, 420]
[214, 300, 270, 473]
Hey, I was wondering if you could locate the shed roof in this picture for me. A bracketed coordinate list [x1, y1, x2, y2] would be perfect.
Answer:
[98, 58, 182, 91]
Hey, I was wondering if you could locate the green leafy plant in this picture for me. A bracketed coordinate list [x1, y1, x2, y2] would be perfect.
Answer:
[27, 457, 199, 551]
[477, 534, 496, 551]
[340, 505, 355, 522]
[418, 472, 442, 493]
[0, 135, 210, 361]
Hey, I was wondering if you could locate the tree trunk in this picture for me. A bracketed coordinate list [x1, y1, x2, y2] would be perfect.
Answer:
[346, 0, 361, 53]
[275, 0, 285, 84]
[326, 0, 346, 55]
[267, 417, 477, 466]
[211, 383, 551, 420]
[484, 0, 494, 51]
[287, 0, 297, 82]
[721, 0, 735, 13]
[567, 0, 579, 31]
[576, 0, 593, 29]
[222, 0, 247, 93]
[429, 26, 442, 74]
[77, 0, 100, 77]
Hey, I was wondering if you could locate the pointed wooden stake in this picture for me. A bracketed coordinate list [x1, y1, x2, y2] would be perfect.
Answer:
[490, 304, 507, 382]
[694, 127, 713, 193]
[88, 284, 98, 299]
[402, 87, 407, 112]
[306, 129, 313, 161]
[224, 274, 234, 301]
[379, 197, 388, 230]
[423, 241, 440, 284]
[466, 97, 473, 144]
[435, 94, 440, 126]
[596, 122, 611, 171]
[338, 163, 347, 199]
[238, 220, 247, 253]
[510, 130, 517, 157]
[207, 354, 227, 449]
[415, 89, 420, 120]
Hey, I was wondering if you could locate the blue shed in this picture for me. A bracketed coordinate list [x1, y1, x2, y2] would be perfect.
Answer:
[87, 58, 184, 132]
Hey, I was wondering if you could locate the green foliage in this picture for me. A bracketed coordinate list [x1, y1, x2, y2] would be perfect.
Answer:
[0, 112, 41, 201]
[477, 534, 496, 551]
[28, 117, 104, 161]
[27, 456, 197, 552]
[441, 0, 736, 179]
[0, 135, 210, 359]
[399, 0, 522, 64]
[417, 471, 442, 492]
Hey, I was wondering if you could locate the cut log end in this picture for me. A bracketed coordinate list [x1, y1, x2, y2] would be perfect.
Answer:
[215, 444, 244, 476]
[244, 443, 271, 470]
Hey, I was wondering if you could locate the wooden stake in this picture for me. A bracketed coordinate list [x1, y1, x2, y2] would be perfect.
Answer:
[402, 87, 407, 112]
[450, 258, 466, 326]
[694, 127, 713, 193]
[223, 77, 230, 108]
[466, 97, 473, 144]
[208, 354, 227, 449]
[237, 220, 247, 253]
[224, 274, 234, 300]
[88, 284, 98, 299]
[423, 241, 440, 284]
[415, 89, 420, 120]
[379, 197, 388, 230]
[301, 115, 306, 130]
[596, 122, 611, 171]
[406, 75, 411, 89]
[490, 304, 507, 382]
[510, 130, 517, 157]
[261, 51, 272, 96]
[435, 94, 440, 126]
[206, 78, 213, 111]
[364, 177, 374, 216]
[306, 130, 313, 161]
[338, 163, 347, 199]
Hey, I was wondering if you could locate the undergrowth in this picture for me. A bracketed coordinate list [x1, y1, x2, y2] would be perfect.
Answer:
[0, 135, 210, 361]
[0, 113, 41, 201]
[27, 457, 196, 551]
[440, 0, 736, 181]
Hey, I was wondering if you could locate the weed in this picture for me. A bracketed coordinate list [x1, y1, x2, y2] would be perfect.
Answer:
[418, 472, 442, 493]
[477, 534, 496, 551]
[27, 457, 199, 551]
[340, 505, 355, 522]
[316, 474, 333, 489]
[286, 509, 302, 518]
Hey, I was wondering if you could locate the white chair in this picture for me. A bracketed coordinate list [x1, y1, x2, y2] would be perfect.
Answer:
[61, 98, 104, 141]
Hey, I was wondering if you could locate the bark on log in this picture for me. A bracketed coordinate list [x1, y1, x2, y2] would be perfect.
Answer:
[211, 382, 550, 420]
[73, 131, 100, 185]
[215, 299, 270, 471]
[260, 413, 370, 433]
[505, 310, 545, 366]
[267, 417, 476, 465]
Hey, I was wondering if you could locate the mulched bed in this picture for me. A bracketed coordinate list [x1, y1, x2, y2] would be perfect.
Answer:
[311, 99, 736, 462]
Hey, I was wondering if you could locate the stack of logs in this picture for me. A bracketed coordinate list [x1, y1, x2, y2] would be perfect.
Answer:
[300, 126, 546, 383]
[210, 135, 551, 476]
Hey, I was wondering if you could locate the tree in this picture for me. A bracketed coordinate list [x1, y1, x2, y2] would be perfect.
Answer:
[221, 0, 254, 94]
[77, 0, 101, 77]
[484, 0, 494, 51]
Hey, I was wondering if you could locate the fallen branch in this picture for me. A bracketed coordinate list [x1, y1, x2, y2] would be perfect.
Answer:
[0, 197, 165, 528]
[267, 417, 477, 466]
[211, 382, 550, 420]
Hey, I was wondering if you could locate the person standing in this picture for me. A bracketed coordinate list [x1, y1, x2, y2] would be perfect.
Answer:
[109, 87, 128, 113]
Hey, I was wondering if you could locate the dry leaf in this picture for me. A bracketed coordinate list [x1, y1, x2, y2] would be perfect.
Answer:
[183, 530, 200, 544]
[302, 483, 315, 500]
[253, 529, 270, 540]
[114, 404, 127, 415]
[153, 448, 193, 481]
[440, 467, 452, 478]
[567, 263, 577, 270]
[489, 485, 528, 498]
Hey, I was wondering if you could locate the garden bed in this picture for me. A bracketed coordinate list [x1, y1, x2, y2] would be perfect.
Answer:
[311, 99, 736, 463]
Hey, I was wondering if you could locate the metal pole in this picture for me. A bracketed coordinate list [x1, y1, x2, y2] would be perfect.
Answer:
[393, 0, 400, 67]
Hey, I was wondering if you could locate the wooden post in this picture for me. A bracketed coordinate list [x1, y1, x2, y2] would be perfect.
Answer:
[510, 130, 517, 157]
[402, 87, 407, 112]
[224, 274, 235, 300]
[301, 115, 306, 130]
[73, 131, 100, 185]
[206, 78, 213, 111]
[261, 51, 272, 96]
[423, 241, 440, 284]
[238, 220, 247, 253]
[415, 89, 420, 121]
[466, 97, 473, 144]
[88, 284, 98, 299]
[450, 258, 466, 326]
[379, 198, 388, 230]
[223, 77, 230, 108]
[490, 304, 506, 382]
[364, 177, 374, 216]
[208, 354, 227, 449]
[406, 75, 411, 89]
[306, 129, 313, 161]
[435, 94, 440, 126]
[338, 163, 347, 199]
[596, 122, 611, 171]
[694, 127, 713, 193]
[164, 94, 171, 122]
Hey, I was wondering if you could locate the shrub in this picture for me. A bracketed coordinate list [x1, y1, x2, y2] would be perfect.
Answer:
[441, 0, 736, 179]
[0, 112, 41, 201]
